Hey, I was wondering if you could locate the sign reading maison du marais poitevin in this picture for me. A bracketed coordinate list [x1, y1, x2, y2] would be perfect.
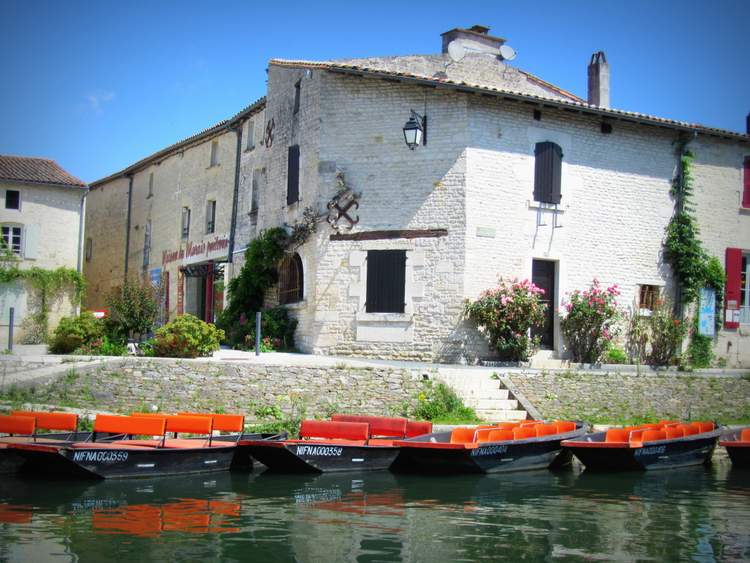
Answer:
[162, 235, 229, 266]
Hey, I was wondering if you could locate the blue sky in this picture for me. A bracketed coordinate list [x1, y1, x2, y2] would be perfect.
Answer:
[0, 0, 747, 183]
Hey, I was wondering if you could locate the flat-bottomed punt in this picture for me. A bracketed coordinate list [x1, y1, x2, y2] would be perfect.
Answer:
[562, 421, 720, 471]
[8, 414, 244, 479]
[392, 420, 585, 474]
[719, 428, 750, 468]
[1, 412, 94, 474]
[242, 416, 432, 473]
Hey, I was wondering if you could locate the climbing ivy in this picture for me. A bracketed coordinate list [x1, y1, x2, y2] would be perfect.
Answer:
[0, 245, 86, 342]
[663, 146, 725, 366]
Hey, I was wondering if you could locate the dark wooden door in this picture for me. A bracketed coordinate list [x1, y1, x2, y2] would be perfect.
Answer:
[531, 260, 556, 349]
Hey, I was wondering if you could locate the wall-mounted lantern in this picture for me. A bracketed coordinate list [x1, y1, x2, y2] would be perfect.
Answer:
[403, 110, 427, 150]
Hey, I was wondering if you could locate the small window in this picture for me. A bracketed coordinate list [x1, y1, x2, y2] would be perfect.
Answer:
[279, 253, 304, 304]
[85, 237, 93, 261]
[148, 173, 154, 198]
[293, 80, 301, 115]
[742, 156, 750, 208]
[1, 225, 22, 255]
[181, 207, 191, 240]
[210, 140, 219, 167]
[143, 221, 151, 268]
[5, 190, 20, 210]
[366, 250, 406, 313]
[251, 169, 261, 213]
[534, 141, 563, 204]
[287, 145, 300, 205]
[205, 200, 216, 234]
[639, 284, 660, 312]
[246, 120, 255, 150]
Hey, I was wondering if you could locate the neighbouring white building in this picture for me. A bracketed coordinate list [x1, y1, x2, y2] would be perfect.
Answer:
[85, 26, 750, 366]
[0, 155, 88, 344]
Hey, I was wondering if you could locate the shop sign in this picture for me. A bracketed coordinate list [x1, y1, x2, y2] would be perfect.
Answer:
[162, 235, 230, 266]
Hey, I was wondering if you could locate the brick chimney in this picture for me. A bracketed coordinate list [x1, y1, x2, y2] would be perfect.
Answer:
[587, 51, 610, 108]
[441, 25, 506, 56]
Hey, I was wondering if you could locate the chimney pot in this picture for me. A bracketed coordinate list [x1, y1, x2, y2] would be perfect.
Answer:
[587, 51, 610, 109]
[441, 25, 505, 55]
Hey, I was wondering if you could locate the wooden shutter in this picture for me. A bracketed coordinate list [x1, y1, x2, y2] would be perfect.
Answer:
[725, 247, 743, 329]
[743, 156, 750, 208]
[23, 224, 39, 260]
[366, 250, 406, 313]
[534, 142, 563, 204]
[287, 145, 300, 205]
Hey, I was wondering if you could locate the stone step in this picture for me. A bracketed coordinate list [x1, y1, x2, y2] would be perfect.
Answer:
[475, 409, 528, 422]
[465, 398, 518, 410]
[454, 388, 510, 400]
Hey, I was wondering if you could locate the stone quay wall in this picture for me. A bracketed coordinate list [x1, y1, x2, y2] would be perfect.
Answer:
[19, 357, 424, 419]
[506, 371, 750, 424]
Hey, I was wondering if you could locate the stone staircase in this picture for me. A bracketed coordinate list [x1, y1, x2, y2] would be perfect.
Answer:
[436, 368, 528, 422]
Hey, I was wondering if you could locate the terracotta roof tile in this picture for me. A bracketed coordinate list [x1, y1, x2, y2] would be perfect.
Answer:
[0, 155, 86, 188]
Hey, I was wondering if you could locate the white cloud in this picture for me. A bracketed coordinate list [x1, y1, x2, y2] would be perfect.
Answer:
[86, 90, 116, 114]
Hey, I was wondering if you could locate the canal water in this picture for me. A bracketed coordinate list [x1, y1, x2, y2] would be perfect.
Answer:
[1, 463, 748, 562]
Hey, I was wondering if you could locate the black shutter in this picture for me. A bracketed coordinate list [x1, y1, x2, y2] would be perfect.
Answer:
[534, 141, 563, 204]
[366, 250, 406, 313]
[287, 145, 300, 205]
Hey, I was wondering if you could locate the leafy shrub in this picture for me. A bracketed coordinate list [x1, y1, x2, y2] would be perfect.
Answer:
[152, 314, 224, 358]
[602, 345, 628, 365]
[223, 306, 298, 351]
[464, 278, 546, 361]
[408, 381, 480, 424]
[647, 301, 687, 366]
[74, 335, 128, 356]
[49, 312, 103, 354]
[624, 307, 649, 364]
[218, 228, 289, 346]
[105, 281, 159, 340]
[687, 332, 713, 369]
[561, 279, 621, 363]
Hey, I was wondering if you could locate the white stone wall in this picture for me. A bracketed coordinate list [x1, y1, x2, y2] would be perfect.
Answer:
[690, 137, 750, 366]
[0, 180, 85, 341]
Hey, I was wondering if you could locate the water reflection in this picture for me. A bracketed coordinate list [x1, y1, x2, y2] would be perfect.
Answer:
[0, 464, 748, 562]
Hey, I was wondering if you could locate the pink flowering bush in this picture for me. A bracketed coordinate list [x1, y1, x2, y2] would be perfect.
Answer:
[560, 279, 621, 363]
[464, 278, 546, 361]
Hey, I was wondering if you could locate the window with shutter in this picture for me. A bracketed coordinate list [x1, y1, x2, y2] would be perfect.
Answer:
[246, 120, 255, 150]
[742, 156, 750, 208]
[287, 145, 300, 205]
[142, 221, 151, 268]
[251, 169, 261, 213]
[725, 247, 743, 329]
[279, 253, 304, 304]
[1, 225, 22, 255]
[534, 141, 563, 204]
[205, 200, 216, 234]
[365, 250, 406, 313]
[181, 207, 191, 240]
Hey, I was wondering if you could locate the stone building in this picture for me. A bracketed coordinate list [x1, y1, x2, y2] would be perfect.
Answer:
[84, 99, 265, 324]
[84, 26, 750, 366]
[0, 155, 88, 343]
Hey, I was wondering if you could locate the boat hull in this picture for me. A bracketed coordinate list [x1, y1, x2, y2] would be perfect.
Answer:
[565, 431, 720, 471]
[723, 445, 750, 468]
[10, 443, 238, 479]
[0, 431, 97, 475]
[243, 440, 400, 473]
[393, 428, 587, 474]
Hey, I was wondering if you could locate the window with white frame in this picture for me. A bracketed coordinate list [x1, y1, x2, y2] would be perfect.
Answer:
[1, 225, 22, 255]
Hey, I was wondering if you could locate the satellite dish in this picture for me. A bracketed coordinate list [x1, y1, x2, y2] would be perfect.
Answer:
[499, 44, 517, 61]
[447, 41, 467, 62]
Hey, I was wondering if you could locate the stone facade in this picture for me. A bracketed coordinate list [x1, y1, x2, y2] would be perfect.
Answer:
[506, 371, 750, 424]
[0, 167, 87, 343]
[82, 26, 750, 366]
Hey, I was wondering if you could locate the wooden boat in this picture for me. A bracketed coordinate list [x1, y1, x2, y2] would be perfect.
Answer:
[391, 420, 585, 474]
[562, 421, 720, 471]
[719, 428, 750, 468]
[8, 414, 242, 479]
[0, 412, 94, 474]
[241, 415, 432, 473]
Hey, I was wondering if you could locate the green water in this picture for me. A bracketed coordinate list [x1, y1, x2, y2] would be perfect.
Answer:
[1, 463, 748, 562]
